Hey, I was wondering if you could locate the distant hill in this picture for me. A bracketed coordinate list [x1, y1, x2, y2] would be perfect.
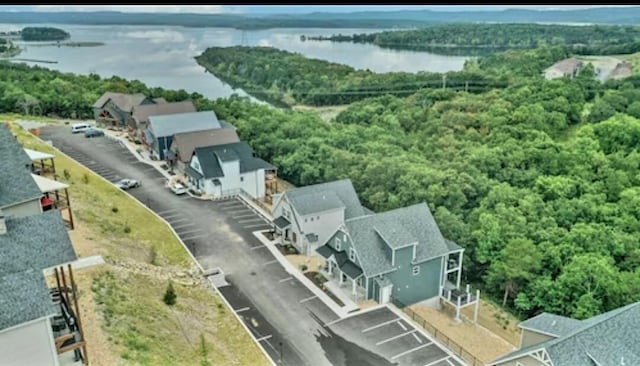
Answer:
[0, 8, 639, 29]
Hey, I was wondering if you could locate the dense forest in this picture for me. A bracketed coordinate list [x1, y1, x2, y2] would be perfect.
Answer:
[2, 44, 640, 320]
[195, 46, 519, 107]
[20, 27, 70, 41]
[304, 23, 640, 56]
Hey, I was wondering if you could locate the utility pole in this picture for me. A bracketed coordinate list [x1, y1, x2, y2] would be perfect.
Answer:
[442, 74, 447, 90]
[465, 81, 469, 93]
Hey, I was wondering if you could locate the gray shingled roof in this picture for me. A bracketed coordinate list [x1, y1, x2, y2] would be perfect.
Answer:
[491, 301, 640, 366]
[193, 142, 275, 179]
[132, 100, 197, 125]
[519, 312, 582, 337]
[149, 111, 221, 138]
[0, 270, 55, 331]
[344, 202, 449, 277]
[284, 179, 365, 219]
[445, 239, 463, 252]
[93, 92, 148, 112]
[0, 124, 42, 208]
[0, 211, 77, 276]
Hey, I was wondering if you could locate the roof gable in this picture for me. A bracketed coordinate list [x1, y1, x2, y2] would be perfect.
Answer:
[93, 92, 149, 112]
[171, 128, 240, 162]
[284, 179, 365, 219]
[193, 141, 275, 179]
[132, 100, 197, 124]
[149, 111, 221, 138]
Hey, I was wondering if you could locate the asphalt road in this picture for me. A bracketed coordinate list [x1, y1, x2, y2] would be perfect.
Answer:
[40, 126, 399, 366]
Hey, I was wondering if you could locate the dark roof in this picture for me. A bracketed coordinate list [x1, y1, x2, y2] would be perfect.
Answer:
[171, 128, 240, 162]
[316, 244, 348, 266]
[305, 233, 318, 243]
[0, 210, 77, 276]
[491, 301, 640, 366]
[131, 100, 196, 125]
[340, 261, 363, 279]
[445, 239, 463, 252]
[0, 124, 42, 208]
[284, 179, 365, 219]
[273, 216, 291, 229]
[93, 92, 148, 112]
[193, 141, 275, 179]
[184, 163, 203, 180]
[344, 202, 449, 277]
[0, 270, 55, 331]
[519, 312, 582, 337]
[149, 111, 221, 138]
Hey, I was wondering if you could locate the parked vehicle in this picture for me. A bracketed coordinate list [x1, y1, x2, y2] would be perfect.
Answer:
[71, 123, 90, 134]
[115, 178, 141, 190]
[84, 128, 105, 138]
[170, 182, 188, 195]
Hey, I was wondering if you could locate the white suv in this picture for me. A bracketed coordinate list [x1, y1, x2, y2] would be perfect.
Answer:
[170, 182, 188, 195]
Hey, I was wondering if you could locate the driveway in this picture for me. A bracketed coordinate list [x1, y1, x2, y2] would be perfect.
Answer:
[39, 125, 466, 366]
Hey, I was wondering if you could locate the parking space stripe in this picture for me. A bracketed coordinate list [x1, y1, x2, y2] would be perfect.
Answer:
[182, 235, 207, 241]
[232, 213, 257, 219]
[238, 218, 265, 224]
[251, 245, 268, 250]
[362, 318, 400, 333]
[162, 213, 183, 219]
[391, 343, 431, 360]
[278, 276, 293, 283]
[375, 329, 417, 346]
[228, 208, 250, 213]
[235, 307, 250, 313]
[299, 295, 317, 304]
[173, 223, 197, 230]
[157, 209, 179, 215]
[169, 218, 190, 224]
[397, 321, 408, 331]
[424, 355, 449, 366]
[176, 229, 205, 236]
[256, 335, 272, 342]
[412, 332, 422, 343]
[262, 259, 278, 266]
[244, 223, 271, 229]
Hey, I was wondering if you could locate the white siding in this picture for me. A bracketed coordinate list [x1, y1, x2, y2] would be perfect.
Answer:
[238, 170, 264, 199]
[0, 317, 59, 366]
[189, 155, 204, 175]
[2, 199, 42, 218]
[217, 160, 240, 194]
[300, 208, 344, 254]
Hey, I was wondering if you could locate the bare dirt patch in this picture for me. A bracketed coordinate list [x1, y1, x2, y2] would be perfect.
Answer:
[286, 254, 326, 273]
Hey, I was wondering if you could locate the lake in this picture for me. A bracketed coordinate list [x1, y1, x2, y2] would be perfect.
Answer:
[3, 24, 471, 100]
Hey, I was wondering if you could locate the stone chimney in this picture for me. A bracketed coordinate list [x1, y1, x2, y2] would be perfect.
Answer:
[0, 210, 6, 235]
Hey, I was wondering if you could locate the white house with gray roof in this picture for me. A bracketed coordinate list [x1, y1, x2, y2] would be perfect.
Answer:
[0, 210, 84, 366]
[271, 179, 366, 255]
[490, 301, 640, 366]
[185, 141, 276, 199]
[315, 202, 467, 307]
[0, 124, 43, 218]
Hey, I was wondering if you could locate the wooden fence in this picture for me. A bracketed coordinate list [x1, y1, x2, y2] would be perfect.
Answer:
[404, 307, 486, 366]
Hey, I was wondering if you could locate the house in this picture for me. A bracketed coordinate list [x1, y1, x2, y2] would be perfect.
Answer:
[0, 210, 87, 365]
[146, 111, 221, 160]
[271, 179, 366, 255]
[0, 124, 43, 218]
[489, 301, 640, 366]
[169, 124, 240, 172]
[608, 60, 633, 80]
[315, 202, 466, 307]
[128, 100, 196, 141]
[185, 141, 276, 199]
[543, 58, 584, 80]
[93, 92, 155, 128]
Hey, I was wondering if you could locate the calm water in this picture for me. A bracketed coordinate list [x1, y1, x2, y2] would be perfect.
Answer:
[3, 24, 470, 100]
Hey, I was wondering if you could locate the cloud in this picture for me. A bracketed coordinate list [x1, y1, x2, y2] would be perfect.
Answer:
[32, 5, 226, 14]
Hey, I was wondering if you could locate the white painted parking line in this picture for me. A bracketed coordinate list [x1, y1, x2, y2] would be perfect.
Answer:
[375, 329, 417, 346]
[391, 343, 431, 360]
[362, 318, 400, 333]
[299, 295, 317, 304]
[278, 276, 294, 283]
[445, 358, 457, 366]
[238, 218, 265, 224]
[251, 245, 268, 250]
[182, 235, 207, 241]
[221, 202, 243, 208]
[162, 213, 183, 219]
[220, 199, 241, 205]
[173, 223, 197, 230]
[412, 332, 422, 343]
[244, 223, 271, 229]
[176, 229, 205, 236]
[256, 335, 272, 342]
[235, 307, 250, 313]
[262, 259, 278, 266]
[424, 355, 449, 366]
[232, 213, 257, 219]
[168, 218, 190, 224]
[157, 209, 179, 215]
[228, 208, 250, 213]
[397, 321, 408, 331]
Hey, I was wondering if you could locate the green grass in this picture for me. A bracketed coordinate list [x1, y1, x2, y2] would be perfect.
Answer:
[9, 120, 269, 366]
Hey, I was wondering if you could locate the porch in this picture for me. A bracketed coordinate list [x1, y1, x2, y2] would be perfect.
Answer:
[317, 245, 367, 304]
[25, 148, 56, 179]
[31, 173, 75, 230]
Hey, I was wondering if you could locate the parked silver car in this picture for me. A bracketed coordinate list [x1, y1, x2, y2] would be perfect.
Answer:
[115, 178, 141, 190]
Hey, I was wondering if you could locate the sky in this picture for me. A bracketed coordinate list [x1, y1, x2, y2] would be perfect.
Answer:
[0, 5, 636, 15]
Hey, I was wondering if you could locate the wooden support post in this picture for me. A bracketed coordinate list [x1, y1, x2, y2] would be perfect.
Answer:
[68, 264, 89, 365]
[474, 290, 480, 324]
[65, 188, 74, 230]
[51, 157, 56, 179]
[466, 284, 470, 294]
[53, 267, 64, 311]
[59, 267, 71, 312]
[455, 297, 461, 323]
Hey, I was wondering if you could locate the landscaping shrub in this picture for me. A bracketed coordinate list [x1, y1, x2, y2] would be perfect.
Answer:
[163, 281, 177, 306]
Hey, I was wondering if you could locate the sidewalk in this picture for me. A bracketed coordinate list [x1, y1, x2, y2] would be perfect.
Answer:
[252, 230, 359, 318]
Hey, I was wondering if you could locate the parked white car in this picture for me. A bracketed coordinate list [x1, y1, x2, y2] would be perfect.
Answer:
[170, 182, 188, 195]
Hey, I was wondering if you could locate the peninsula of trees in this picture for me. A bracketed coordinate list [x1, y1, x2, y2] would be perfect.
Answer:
[0, 27, 70, 41]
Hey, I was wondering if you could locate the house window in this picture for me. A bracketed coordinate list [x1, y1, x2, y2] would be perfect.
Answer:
[349, 248, 356, 262]
[305, 218, 308, 223]
[240, 176, 244, 182]
[335, 238, 341, 250]
[311, 217, 314, 222]
[412, 266, 420, 276]
[292, 232, 297, 244]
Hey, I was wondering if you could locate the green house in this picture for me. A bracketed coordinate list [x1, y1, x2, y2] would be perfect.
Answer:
[316, 202, 468, 307]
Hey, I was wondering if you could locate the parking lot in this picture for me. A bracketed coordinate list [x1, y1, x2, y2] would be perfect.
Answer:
[41, 125, 467, 366]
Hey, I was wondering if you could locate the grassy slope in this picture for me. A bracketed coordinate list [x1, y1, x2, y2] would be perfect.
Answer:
[9, 120, 269, 366]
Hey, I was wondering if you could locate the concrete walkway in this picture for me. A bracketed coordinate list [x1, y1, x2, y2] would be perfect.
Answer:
[252, 230, 359, 318]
